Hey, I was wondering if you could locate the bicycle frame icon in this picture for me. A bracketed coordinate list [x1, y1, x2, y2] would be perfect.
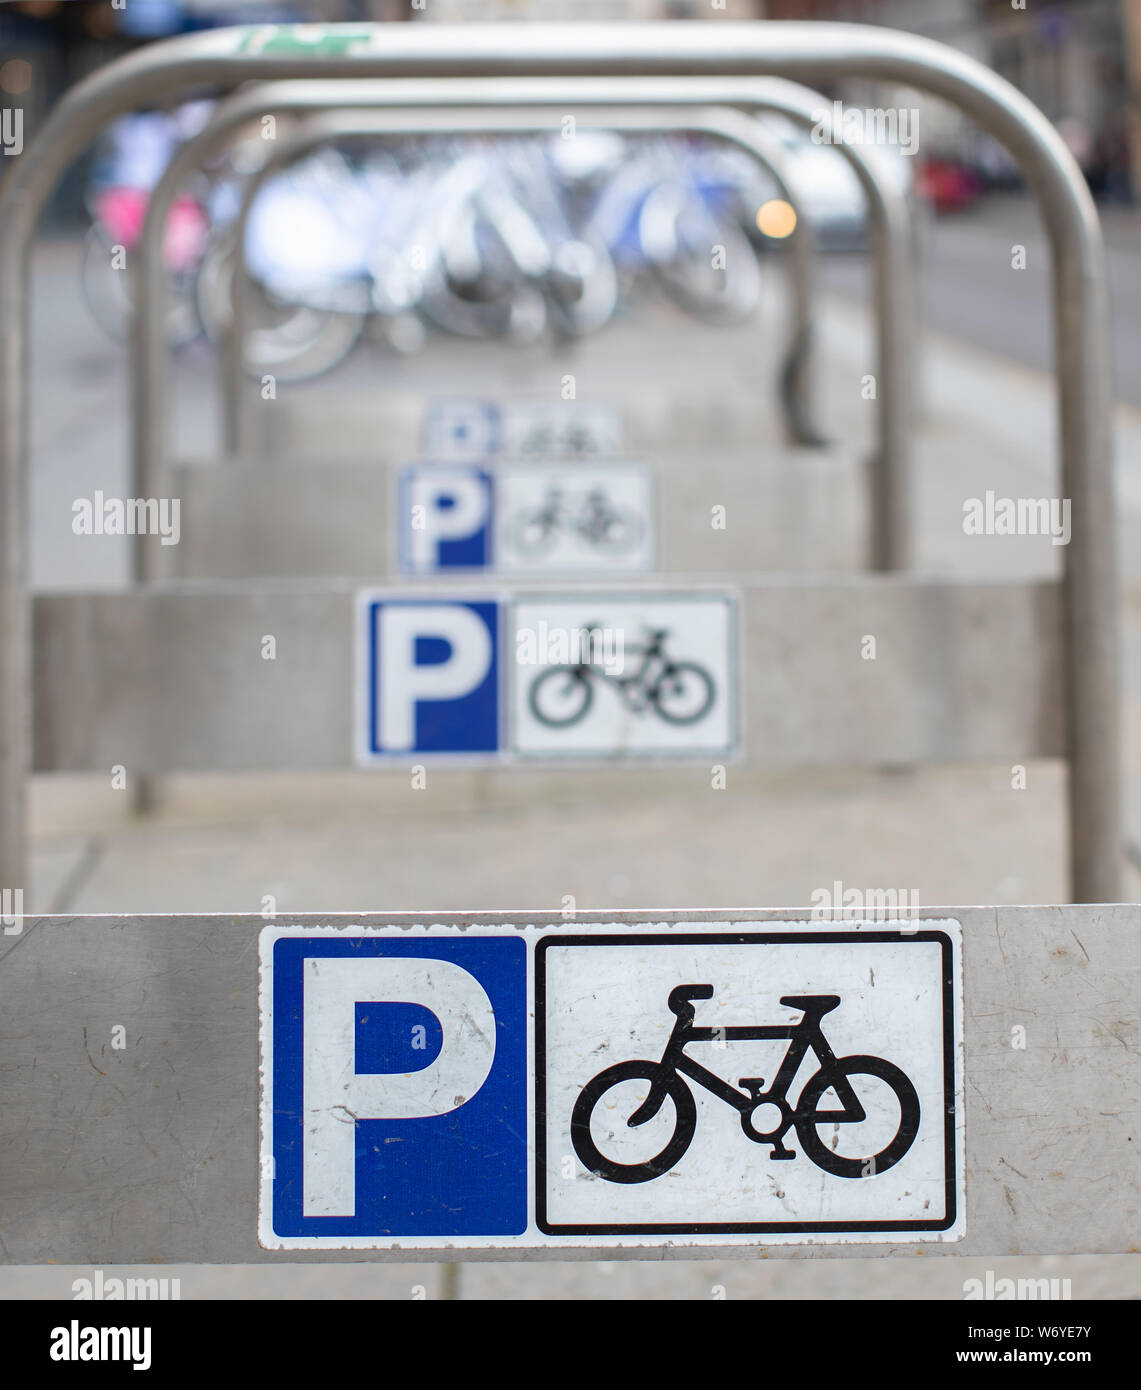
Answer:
[571, 986, 920, 1184]
[528, 625, 715, 728]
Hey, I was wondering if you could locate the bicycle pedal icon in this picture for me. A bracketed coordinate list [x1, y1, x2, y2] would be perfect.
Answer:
[571, 985, 921, 1184]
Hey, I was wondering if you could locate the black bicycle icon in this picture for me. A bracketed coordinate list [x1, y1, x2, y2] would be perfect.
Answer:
[510, 486, 642, 557]
[571, 987, 921, 1184]
[528, 625, 715, 728]
[518, 421, 605, 457]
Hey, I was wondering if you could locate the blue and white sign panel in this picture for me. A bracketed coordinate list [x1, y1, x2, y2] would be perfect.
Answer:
[420, 397, 501, 462]
[421, 397, 622, 462]
[260, 930, 527, 1246]
[499, 401, 623, 459]
[355, 596, 501, 759]
[397, 461, 654, 576]
[398, 465, 496, 575]
[354, 590, 736, 765]
[258, 920, 965, 1250]
[511, 594, 734, 759]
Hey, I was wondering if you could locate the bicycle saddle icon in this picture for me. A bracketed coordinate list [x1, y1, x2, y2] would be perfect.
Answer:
[571, 985, 921, 1184]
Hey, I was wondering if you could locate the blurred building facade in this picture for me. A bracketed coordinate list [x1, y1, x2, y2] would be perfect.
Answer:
[2, 0, 1137, 201]
[769, 0, 1135, 198]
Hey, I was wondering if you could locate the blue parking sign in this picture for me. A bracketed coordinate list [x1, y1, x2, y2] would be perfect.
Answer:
[262, 932, 527, 1242]
[421, 396, 500, 461]
[357, 596, 500, 759]
[398, 464, 494, 573]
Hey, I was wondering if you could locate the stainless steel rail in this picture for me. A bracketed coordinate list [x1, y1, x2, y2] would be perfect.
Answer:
[138, 75, 912, 575]
[0, 22, 1118, 901]
[220, 104, 816, 460]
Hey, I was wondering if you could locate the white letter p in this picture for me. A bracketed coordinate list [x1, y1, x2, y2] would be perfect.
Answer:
[302, 956, 495, 1216]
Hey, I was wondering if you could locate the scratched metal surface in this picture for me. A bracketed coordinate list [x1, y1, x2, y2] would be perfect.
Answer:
[0, 905, 1136, 1263]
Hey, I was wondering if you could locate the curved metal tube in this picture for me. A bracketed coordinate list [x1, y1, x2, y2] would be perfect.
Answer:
[140, 75, 909, 575]
[0, 22, 1118, 902]
[220, 103, 816, 458]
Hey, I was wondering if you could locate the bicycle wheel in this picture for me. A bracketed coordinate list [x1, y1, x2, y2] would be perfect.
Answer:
[650, 662, 716, 725]
[795, 1055, 921, 1179]
[80, 226, 201, 349]
[589, 506, 643, 556]
[510, 508, 559, 557]
[571, 1060, 697, 1184]
[195, 236, 364, 383]
[528, 667, 594, 728]
[546, 235, 619, 339]
[640, 184, 762, 325]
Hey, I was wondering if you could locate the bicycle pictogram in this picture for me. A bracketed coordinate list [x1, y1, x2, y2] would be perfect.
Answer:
[509, 485, 643, 558]
[571, 986, 921, 1184]
[527, 624, 715, 728]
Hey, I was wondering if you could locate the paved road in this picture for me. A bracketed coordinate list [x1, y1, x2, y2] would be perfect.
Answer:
[819, 192, 1141, 408]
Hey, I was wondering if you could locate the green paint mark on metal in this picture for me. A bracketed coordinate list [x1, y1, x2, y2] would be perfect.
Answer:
[236, 25, 377, 57]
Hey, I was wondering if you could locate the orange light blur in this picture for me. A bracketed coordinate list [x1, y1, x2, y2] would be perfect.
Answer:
[755, 200, 797, 239]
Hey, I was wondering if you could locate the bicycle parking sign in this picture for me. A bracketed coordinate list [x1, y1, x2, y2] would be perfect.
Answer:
[355, 589, 736, 762]
[421, 396, 623, 461]
[397, 461, 654, 575]
[259, 920, 964, 1250]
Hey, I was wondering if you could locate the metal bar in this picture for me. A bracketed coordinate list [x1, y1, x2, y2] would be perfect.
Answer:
[31, 577, 1060, 773]
[0, 22, 1118, 901]
[2, 904, 1136, 1262]
[220, 104, 816, 461]
[167, 450, 860, 580]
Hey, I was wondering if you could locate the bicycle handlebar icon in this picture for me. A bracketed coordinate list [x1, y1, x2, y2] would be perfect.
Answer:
[570, 986, 921, 1184]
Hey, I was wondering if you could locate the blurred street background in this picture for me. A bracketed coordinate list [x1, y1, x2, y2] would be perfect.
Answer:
[2, 0, 1141, 1299]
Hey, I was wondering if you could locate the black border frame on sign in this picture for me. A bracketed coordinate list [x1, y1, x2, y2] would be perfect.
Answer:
[534, 930, 958, 1237]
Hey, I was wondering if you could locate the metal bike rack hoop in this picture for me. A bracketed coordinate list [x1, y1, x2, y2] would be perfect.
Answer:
[219, 104, 818, 464]
[137, 75, 913, 576]
[0, 22, 1119, 902]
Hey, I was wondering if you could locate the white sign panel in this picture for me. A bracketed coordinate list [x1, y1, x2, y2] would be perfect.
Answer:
[259, 920, 964, 1250]
[421, 397, 623, 461]
[510, 594, 736, 758]
[539, 930, 961, 1238]
[355, 590, 736, 764]
[499, 402, 623, 459]
[395, 461, 653, 576]
[497, 463, 653, 574]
